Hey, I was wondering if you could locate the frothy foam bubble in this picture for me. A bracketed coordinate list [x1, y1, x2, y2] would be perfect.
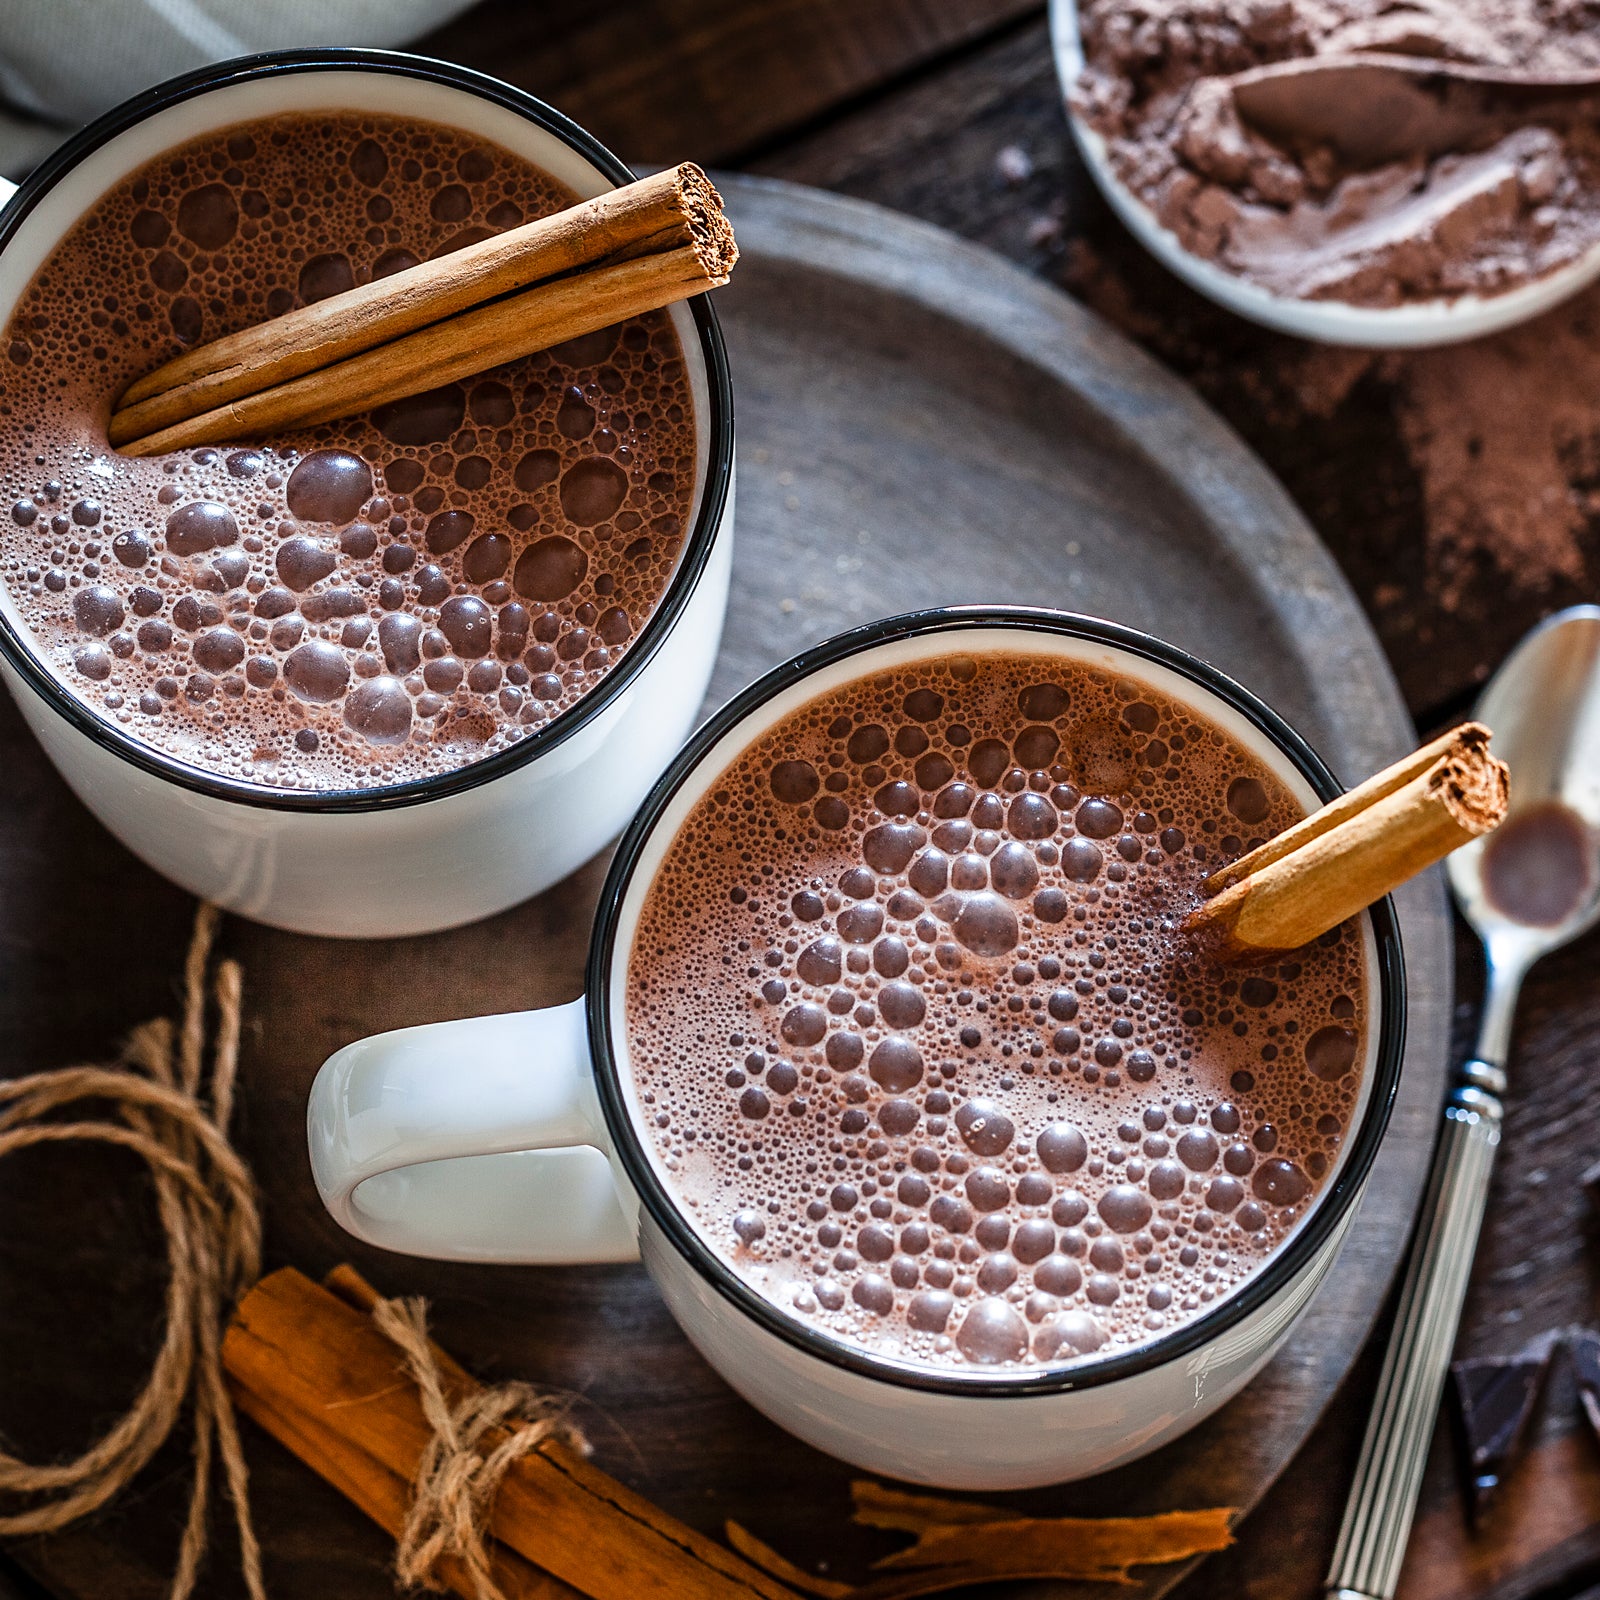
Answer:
[626, 653, 1367, 1375]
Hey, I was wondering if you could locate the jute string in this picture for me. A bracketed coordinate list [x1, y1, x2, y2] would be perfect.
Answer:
[0, 902, 578, 1600]
[371, 1295, 589, 1600]
[0, 903, 264, 1600]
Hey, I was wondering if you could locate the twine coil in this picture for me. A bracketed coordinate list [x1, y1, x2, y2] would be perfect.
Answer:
[0, 903, 578, 1600]
[372, 1295, 589, 1600]
[0, 904, 264, 1600]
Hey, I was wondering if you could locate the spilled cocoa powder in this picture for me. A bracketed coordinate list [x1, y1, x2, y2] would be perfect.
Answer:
[1061, 235, 1600, 613]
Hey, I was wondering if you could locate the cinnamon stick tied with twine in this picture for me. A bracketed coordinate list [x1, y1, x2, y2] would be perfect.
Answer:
[109, 163, 736, 457]
[223, 1265, 798, 1600]
[1186, 722, 1508, 962]
[227, 1267, 1238, 1600]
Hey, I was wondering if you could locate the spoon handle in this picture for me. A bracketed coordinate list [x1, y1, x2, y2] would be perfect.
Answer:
[1325, 1073, 1504, 1600]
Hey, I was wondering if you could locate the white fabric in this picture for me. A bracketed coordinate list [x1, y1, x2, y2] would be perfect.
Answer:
[0, 0, 477, 174]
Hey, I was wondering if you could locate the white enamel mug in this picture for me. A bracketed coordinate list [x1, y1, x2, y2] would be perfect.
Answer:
[309, 608, 1406, 1490]
[0, 50, 734, 938]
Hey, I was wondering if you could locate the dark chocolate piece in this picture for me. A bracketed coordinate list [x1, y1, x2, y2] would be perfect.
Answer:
[1571, 1330, 1600, 1443]
[1449, 1342, 1554, 1523]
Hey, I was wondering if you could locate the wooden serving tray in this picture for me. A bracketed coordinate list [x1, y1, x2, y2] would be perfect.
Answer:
[0, 177, 1449, 1600]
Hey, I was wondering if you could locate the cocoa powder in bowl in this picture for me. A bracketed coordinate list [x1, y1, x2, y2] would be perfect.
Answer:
[1072, 0, 1600, 307]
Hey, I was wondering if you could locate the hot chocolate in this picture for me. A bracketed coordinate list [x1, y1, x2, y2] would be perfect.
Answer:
[626, 650, 1368, 1373]
[0, 112, 697, 790]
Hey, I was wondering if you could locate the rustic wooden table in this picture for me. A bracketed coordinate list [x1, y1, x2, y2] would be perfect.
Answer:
[413, 6, 1600, 1598]
[3, 5, 1598, 1600]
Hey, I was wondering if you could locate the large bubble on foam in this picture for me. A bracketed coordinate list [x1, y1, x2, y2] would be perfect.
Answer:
[286, 449, 372, 525]
[1252, 1159, 1310, 1207]
[165, 501, 238, 556]
[868, 1036, 922, 1092]
[350, 137, 388, 186]
[282, 641, 350, 704]
[515, 449, 560, 491]
[955, 1298, 1027, 1364]
[1037, 1122, 1088, 1173]
[275, 535, 337, 592]
[1098, 1184, 1153, 1234]
[193, 628, 245, 673]
[1305, 1025, 1358, 1081]
[560, 458, 628, 525]
[425, 510, 474, 554]
[72, 586, 124, 636]
[935, 890, 1019, 958]
[955, 1098, 1014, 1156]
[877, 981, 925, 1030]
[1228, 776, 1270, 824]
[770, 760, 820, 804]
[439, 596, 492, 658]
[796, 936, 841, 986]
[556, 390, 595, 439]
[1032, 1309, 1105, 1360]
[175, 183, 237, 248]
[344, 677, 413, 745]
[372, 383, 466, 446]
[513, 536, 588, 601]
[464, 533, 512, 583]
[299, 253, 355, 304]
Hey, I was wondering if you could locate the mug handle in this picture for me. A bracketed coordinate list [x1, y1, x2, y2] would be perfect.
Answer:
[307, 1000, 640, 1263]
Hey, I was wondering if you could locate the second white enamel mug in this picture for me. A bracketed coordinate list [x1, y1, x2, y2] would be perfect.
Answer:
[0, 50, 735, 938]
[308, 607, 1405, 1490]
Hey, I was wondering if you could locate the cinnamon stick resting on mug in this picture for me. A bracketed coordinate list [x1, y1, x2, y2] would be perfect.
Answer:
[109, 163, 735, 456]
[1186, 723, 1508, 961]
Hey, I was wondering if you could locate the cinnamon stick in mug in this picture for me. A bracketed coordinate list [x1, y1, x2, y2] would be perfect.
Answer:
[109, 164, 735, 454]
[1186, 722, 1508, 960]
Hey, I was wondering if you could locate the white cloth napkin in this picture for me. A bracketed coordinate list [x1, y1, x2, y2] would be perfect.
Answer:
[0, 0, 477, 176]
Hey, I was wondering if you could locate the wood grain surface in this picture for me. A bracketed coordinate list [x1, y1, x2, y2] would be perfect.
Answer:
[415, 0, 1041, 168]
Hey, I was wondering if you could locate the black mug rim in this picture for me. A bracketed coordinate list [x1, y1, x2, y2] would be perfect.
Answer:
[588, 605, 1407, 1397]
[0, 47, 734, 815]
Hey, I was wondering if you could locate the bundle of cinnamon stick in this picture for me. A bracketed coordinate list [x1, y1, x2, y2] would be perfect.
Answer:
[110, 163, 735, 456]
[225, 1266, 791, 1600]
[1186, 722, 1508, 961]
[223, 1268, 1237, 1600]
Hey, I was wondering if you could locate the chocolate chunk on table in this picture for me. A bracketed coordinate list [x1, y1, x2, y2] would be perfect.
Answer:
[1571, 1330, 1600, 1443]
[1450, 1338, 1556, 1522]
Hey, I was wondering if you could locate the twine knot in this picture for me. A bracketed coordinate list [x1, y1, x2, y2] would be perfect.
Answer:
[371, 1295, 589, 1600]
[0, 903, 264, 1600]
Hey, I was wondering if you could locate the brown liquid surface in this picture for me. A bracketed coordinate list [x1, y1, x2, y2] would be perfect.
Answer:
[0, 113, 697, 790]
[627, 652, 1368, 1373]
[1483, 801, 1596, 927]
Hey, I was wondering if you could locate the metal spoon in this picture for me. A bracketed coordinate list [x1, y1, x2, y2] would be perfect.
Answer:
[1231, 52, 1600, 169]
[1326, 605, 1600, 1600]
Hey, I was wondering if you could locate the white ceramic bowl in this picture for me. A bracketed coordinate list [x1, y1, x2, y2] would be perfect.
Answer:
[1049, 0, 1600, 348]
